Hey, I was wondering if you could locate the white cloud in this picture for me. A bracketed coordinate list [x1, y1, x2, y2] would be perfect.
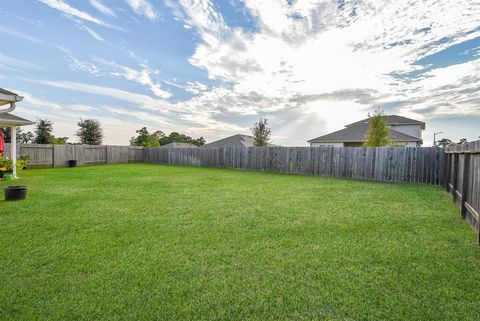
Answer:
[185, 81, 208, 94]
[91, 57, 172, 99]
[37, 0, 122, 30]
[0, 25, 42, 44]
[164, 0, 480, 144]
[90, 0, 116, 17]
[125, 0, 159, 21]
[26, 79, 171, 111]
[0, 53, 44, 71]
[67, 56, 102, 76]
[78, 25, 107, 43]
[12, 0, 480, 146]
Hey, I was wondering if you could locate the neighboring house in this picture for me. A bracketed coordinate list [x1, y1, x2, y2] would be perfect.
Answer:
[160, 142, 197, 148]
[308, 115, 425, 147]
[203, 134, 276, 148]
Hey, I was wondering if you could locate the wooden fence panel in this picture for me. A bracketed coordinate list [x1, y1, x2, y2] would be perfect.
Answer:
[106, 146, 128, 164]
[445, 140, 480, 244]
[3, 144, 146, 167]
[128, 147, 144, 163]
[144, 146, 445, 185]
[84, 146, 107, 164]
[53, 144, 75, 167]
[4, 143, 54, 168]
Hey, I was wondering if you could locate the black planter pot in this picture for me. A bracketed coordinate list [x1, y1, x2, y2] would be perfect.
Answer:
[68, 160, 78, 167]
[4, 186, 27, 201]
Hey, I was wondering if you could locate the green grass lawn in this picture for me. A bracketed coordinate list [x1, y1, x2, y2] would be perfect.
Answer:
[1, 164, 479, 320]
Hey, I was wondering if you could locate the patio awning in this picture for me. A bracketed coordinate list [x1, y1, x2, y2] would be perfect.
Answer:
[0, 112, 35, 127]
[0, 88, 33, 178]
[0, 88, 23, 106]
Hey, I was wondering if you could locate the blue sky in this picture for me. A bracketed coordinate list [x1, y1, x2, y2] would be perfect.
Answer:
[1, 0, 479, 145]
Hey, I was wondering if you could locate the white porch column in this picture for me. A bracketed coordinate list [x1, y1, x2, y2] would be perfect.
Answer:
[11, 126, 17, 178]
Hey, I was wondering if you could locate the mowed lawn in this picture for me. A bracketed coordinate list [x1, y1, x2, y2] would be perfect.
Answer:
[1, 164, 480, 321]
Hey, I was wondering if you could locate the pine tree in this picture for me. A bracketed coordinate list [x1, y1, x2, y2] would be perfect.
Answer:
[33, 119, 54, 144]
[364, 110, 390, 147]
[251, 118, 271, 147]
[77, 118, 103, 145]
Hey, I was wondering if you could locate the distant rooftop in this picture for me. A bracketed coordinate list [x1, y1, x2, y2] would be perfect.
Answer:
[308, 123, 421, 143]
[203, 134, 276, 148]
[160, 142, 198, 148]
[345, 115, 425, 130]
[308, 114, 425, 144]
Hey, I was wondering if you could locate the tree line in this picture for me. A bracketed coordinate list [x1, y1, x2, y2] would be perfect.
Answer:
[1, 118, 103, 145]
[2, 117, 274, 147]
[129, 128, 206, 147]
[129, 118, 272, 147]
[436, 138, 471, 147]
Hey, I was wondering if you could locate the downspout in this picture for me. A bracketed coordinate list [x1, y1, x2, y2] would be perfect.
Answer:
[0, 95, 23, 113]
[0, 102, 16, 113]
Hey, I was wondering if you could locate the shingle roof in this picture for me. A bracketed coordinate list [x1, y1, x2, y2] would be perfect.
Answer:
[308, 123, 421, 143]
[0, 113, 35, 127]
[0, 88, 18, 96]
[160, 142, 197, 148]
[346, 115, 425, 129]
[203, 134, 276, 148]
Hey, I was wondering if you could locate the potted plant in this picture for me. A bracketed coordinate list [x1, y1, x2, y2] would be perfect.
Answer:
[0, 156, 12, 178]
[19, 155, 31, 170]
[0, 156, 29, 178]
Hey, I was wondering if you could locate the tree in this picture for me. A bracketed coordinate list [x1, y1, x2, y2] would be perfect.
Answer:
[251, 118, 271, 147]
[437, 138, 454, 147]
[458, 138, 468, 145]
[50, 136, 69, 145]
[363, 110, 390, 147]
[18, 130, 34, 144]
[34, 119, 54, 144]
[194, 136, 206, 146]
[1, 127, 34, 144]
[77, 118, 103, 145]
[158, 132, 206, 146]
[130, 127, 162, 147]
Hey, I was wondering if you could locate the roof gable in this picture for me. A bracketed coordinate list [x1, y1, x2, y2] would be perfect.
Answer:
[308, 123, 421, 143]
[203, 134, 255, 148]
[345, 115, 425, 129]
[203, 134, 276, 148]
[0, 113, 35, 127]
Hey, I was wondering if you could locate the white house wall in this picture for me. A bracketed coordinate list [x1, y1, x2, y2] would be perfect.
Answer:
[389, 125, 422, 139]
[310, 142, 344, 147]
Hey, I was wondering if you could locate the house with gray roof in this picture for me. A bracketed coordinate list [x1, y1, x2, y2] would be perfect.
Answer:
[203, 134, 276, 148]
[308, 115, 425, 147]
[160, 142, 197, 148]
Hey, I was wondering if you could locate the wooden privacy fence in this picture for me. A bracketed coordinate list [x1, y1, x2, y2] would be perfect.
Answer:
[445, 140, 480, 244]
[145, 146, 445, 184]
[3, 144, 144, 167]
[3, 144, 446, 185]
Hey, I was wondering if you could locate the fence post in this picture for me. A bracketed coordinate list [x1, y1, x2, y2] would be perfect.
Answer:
[460, 153, 470, 219]
[444, 152, 450, 192]
[451, 153, 458, 203]
[51, 144, 55, 168]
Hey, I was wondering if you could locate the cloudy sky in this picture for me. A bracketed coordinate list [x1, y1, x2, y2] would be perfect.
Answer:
[1, 0, 479, 145]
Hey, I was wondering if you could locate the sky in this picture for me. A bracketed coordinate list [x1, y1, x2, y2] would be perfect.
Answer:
[0, 0, 479, 146]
